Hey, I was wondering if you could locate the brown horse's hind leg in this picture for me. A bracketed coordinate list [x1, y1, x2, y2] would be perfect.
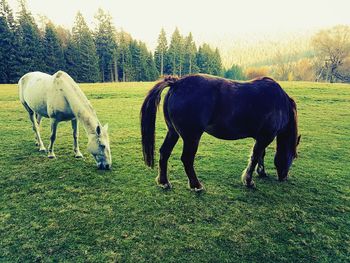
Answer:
[181, 136, 204, 192]
[157, 130, 179, 189]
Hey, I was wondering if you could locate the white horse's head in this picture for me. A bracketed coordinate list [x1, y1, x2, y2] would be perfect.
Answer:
[87, 124, 112, 170]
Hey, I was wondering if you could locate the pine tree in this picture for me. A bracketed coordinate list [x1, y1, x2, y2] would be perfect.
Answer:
[212, 48, 223, 76]
[17, 0, 44, 77]
[196, 43, 222, 76]
[138, 41, 158, 81]
[196, 44, 210, 74]
[224, 64, 246, 80]
[72, 12, 100, 82]
[94, 8, 118, 82]
[168, 28, 184, 75]
[154, 28, 167, 76]
[183, 32, 198, 75]
[146, 51, 159, 81]
[117, 30, 132, 82]
[0, 0, 15, 83]
[63, 33, 79, 80]
[1, 0, 22, 83]
[43, 22, 64, 74]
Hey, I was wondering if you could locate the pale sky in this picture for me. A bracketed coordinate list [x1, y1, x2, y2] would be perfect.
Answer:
[7, 0, 350, 50]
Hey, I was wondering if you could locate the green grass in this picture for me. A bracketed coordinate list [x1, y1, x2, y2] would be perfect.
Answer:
[0, 81, 349, 262]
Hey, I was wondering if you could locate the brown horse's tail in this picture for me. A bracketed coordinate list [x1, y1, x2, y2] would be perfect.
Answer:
[140, 76, 179, 168]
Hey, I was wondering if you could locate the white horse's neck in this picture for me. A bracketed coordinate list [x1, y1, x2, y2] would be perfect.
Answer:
[55, 72, 100, 135]
[77, 108, 100, 135]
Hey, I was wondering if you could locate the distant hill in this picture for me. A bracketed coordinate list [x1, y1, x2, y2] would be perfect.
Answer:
[210, 31, 316, 68]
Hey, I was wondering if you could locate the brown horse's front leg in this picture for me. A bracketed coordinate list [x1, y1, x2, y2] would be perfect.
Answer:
[256, 149, 267, 177]
[181, 138, 204, 192]
[242, 140, 271, 188]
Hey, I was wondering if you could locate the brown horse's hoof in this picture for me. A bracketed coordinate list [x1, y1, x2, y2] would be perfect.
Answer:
[155, 176, 172, 190]
[242, 169, 256, 188]
[244, 180, 256, 188]
[278, 176, 288, 182]
[257, 171, 268, 178]
[188, 182, 205, 192]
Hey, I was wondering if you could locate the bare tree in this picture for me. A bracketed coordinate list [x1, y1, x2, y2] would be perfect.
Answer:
[312, 25, 350, 82]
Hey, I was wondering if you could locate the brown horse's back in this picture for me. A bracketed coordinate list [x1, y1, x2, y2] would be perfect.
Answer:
[166, 74, 290, 141]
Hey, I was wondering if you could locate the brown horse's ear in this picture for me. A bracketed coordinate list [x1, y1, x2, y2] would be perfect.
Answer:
[297, 135, 301, 146]
[96, 125, 101, 136]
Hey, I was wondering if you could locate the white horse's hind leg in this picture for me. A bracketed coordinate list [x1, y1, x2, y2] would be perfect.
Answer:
[34, 114, 43, 146]
[71, 119, 83, 158]
[36, 113, 43, 125]
[48, 119, 59, 158]
[28, 111, 46, 152]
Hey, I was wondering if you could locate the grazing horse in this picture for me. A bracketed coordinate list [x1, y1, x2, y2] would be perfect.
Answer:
[141, 74, 300, 190]
[19, 71, 112, 170]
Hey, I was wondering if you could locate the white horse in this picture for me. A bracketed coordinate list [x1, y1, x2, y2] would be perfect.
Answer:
[18, 71, 112, 170]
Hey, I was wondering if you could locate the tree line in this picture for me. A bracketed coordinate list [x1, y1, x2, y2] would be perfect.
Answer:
[154, 28, 222, 77]
[0, 0, 223, 84]
[223, 25, 350, 83]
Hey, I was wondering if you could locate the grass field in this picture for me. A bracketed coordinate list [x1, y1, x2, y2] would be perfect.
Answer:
[0, 81, 349, 262]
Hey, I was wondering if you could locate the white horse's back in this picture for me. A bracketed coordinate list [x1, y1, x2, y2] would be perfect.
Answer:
[19, 71, 54, 118]
[18, 71, 86, 120]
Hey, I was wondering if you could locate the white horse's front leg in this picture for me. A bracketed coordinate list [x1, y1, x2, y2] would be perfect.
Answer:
[71, 119, 83, 158]
[48, 119, 59, 158]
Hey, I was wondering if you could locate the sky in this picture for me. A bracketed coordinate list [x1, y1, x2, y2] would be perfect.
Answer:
[7, 0, 350, 51]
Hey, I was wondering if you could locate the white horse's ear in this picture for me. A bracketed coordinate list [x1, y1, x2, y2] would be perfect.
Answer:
[103, 123, 109, 131]
[96, 125, 101, 136]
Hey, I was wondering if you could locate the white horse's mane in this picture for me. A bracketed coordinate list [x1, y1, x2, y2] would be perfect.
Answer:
[53, 71, 99, 134]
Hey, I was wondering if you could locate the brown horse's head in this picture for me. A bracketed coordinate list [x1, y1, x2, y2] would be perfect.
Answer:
[274, 98, 301, 181]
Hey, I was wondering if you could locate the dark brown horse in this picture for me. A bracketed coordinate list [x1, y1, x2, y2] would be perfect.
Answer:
[141, 74, 300, 191]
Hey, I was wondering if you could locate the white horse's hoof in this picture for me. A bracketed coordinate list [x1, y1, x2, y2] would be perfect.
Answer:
[39, 147, 46, 152]
[48, 153, 56, 159]
[75, 153, 83, 158]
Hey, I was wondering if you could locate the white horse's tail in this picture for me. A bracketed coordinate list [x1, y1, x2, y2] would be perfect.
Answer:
[18, 75, 26, 104]
[18, 73, 32, 105]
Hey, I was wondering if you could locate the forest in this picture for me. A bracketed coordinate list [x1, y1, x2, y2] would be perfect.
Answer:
[0, 0, 223, 83]
[1, 0, 349, 84]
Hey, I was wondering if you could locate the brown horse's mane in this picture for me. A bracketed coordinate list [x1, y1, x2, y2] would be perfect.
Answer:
[289, 96, 299, 158]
